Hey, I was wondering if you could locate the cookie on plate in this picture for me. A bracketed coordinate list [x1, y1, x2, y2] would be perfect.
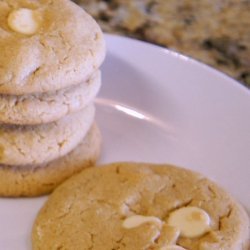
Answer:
[0, 123, 101, 197]
[0, 105, 95, 166]
[0, 71, 101, 125]
[0, 0, 105, 95]
[32, 162, 249, 250]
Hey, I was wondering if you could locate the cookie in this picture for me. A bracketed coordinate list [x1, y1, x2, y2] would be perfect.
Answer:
[32, 163, 249, 250]
[0, 123, 101, 197]
[0, 0, 105, 95]
[0, 104, 95, 166]
[0, 71, 101, 125]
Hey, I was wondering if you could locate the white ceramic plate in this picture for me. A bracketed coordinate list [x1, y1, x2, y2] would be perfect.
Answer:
[0, 35, 249, 249]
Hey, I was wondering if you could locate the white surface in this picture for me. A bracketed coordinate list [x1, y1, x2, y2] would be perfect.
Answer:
[0, 35, 249, 249]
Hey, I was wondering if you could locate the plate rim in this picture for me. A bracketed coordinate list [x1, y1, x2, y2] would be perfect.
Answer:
[105, 33, 250, 95]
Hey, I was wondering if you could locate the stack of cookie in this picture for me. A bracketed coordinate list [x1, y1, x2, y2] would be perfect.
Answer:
[0, 0, 105, 196]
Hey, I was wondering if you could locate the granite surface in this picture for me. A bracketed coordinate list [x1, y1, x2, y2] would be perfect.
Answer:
[74, 0, 250, 88]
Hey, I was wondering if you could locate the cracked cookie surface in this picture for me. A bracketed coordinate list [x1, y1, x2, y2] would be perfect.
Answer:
[0, 71, 101, 125]
[0, 0, 105, 95]
[0, 105, 95, 166]
[0, 123, 101, 197]
[32, 162, 249, 250]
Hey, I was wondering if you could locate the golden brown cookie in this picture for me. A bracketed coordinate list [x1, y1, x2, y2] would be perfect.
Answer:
[0, 105, 95, 166]
[32, 163, 249, 250]
[0, 0, 105, 95]
[0, 123, 101, 197]
[0, 71, 101, 125]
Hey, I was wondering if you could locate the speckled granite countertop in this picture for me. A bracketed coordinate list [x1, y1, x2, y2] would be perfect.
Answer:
[74, 0, 250, 88]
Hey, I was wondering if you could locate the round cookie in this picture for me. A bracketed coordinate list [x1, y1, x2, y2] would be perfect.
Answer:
[0, 123, 101, 197]
[0, 71, 101, 125]
[32, 163, 249, 250]
[0, 104, 95, 166]
[0, 0, 105, 95]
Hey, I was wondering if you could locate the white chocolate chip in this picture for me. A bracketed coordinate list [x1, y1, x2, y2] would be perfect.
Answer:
[122, 215, 162, 229]
[160, 246, 187, 250]
[167, 206, 210, 238]
[8, 8, 40, 35]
